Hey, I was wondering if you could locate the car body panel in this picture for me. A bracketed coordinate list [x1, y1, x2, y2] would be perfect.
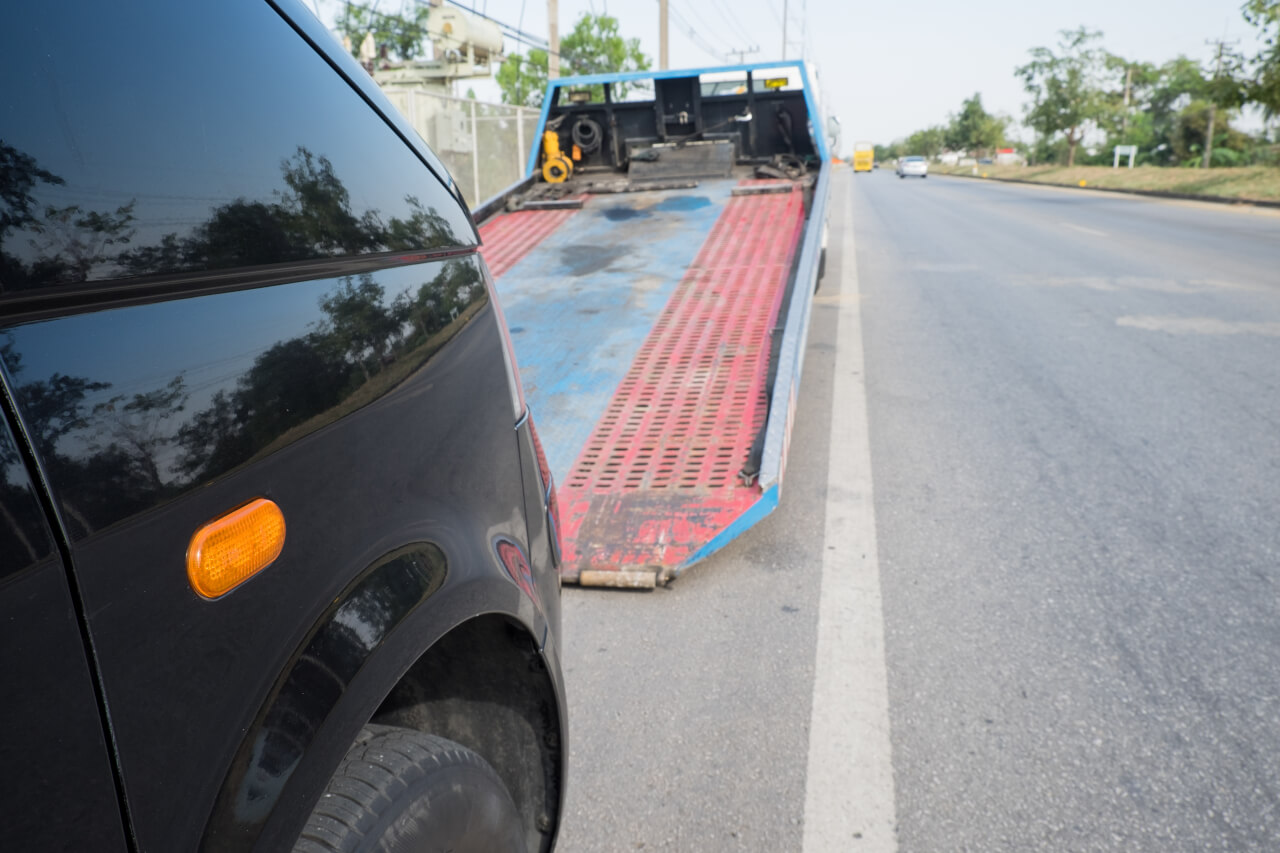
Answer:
[0, 0, 565, 849]
[0, 410, 130, 850]
[1, 254, 556, 852]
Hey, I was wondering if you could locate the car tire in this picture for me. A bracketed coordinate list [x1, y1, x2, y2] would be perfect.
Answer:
[294, 725, 527, 853]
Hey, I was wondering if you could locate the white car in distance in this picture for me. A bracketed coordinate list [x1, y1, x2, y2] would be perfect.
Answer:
[897, 155, 928, 178]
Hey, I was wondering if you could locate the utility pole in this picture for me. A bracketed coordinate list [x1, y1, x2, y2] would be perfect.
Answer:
[781, 0, 787, 60]
[801, 0, 807, 59]
[726, 46, 760, 65]
[1202, 37, 1239, 169]
[659, 0, 668, 70]
[548, 0, 560, 79]
[1121, 65, 1133, 137]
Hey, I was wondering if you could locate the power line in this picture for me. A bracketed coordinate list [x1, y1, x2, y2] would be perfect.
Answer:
[430, 0, 557, 56]
[668, 1, 728, 63]
[707, 0, 758, 50]
[759, 0, 783, 28]
[674, 0, 740, 54]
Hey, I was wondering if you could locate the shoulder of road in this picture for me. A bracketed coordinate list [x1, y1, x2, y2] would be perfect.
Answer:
[924, 165, 1280, 216]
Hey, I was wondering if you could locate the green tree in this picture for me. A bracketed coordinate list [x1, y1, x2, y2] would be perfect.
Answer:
[497, 50, 550, 107]
[1242, 0, 1280, 117]
[335, 2, 432, 62]
[1199, 43, 1248, 167]
[1170, 100, 1253, 166]
[904, 126, 947, 159]
[873, 142, 902, 162]
[1017, 27, 1109, 166]
[1109, 56, 1211, 163]
[1098, 55, 1148, 146]
[944, 93, 1009, 158]
[497, 14, 651, 107]
[1117, 51, 1249, 167]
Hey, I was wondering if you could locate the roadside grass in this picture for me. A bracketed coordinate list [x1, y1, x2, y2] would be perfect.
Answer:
[929, 163, 1280, 202]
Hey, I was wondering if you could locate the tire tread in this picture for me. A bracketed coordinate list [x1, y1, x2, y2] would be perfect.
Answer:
[294, 726, 518, 853]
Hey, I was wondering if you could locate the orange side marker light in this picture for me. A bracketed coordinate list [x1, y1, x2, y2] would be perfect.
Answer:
[187, 499, 286, 599]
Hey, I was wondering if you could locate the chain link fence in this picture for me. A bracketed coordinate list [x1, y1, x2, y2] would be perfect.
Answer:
[380, 88, 540, 208]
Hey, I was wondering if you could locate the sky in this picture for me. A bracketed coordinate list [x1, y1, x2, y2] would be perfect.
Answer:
[313, 0, 1270, 156]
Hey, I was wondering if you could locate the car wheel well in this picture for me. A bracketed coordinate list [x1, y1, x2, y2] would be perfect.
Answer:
[370, 615, 562, 853]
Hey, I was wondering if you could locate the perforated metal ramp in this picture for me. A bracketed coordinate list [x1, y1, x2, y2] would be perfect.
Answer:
[480, 183, 736, 489]
[557, 182, 806, 585]
[479, 205, 580, 279]
[479, 180, 807, 586]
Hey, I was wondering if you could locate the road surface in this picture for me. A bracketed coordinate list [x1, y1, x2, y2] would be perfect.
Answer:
[554, 168, 1280, 852]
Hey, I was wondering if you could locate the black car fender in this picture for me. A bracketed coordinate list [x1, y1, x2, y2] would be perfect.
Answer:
[201, 542, 564, 853]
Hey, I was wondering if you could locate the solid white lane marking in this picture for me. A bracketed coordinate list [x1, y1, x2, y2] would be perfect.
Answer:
[1060, 221, 1109, 237]
[1117, 315, 1280, 336]
[802, 174, 898, 852]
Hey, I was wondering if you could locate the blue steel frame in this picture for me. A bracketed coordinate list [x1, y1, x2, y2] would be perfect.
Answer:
[516, 60, 831, 579]
[678, 166, 830, 575]
[524, 60, 830, 177]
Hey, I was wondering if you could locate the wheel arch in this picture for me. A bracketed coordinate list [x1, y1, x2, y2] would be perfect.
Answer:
[198, 542, 566, 853]
[372, 614, 565, 853]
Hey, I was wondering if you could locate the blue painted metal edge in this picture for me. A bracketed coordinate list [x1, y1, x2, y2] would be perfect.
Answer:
[796, 62, 830, 163]
[673, 484, 781, 577]
[526, 60, 829, 176]
[525, 83, 558, 178]
[758, 166, 831, 494]
[541, 59, 817, 90]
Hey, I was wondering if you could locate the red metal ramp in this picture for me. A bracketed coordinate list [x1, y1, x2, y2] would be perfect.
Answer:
[478, 205, 580, 279]
[557, 182, 806, 587]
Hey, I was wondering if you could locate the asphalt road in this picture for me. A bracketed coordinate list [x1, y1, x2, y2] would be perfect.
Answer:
[554, 168, 1280, 852]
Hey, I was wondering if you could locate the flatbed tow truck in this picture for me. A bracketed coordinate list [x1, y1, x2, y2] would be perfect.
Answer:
[473, 61, 831, 588]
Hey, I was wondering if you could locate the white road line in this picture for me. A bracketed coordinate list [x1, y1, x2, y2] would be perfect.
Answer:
[802, 174, 898, 852]
[1060, 221, 1109, 237]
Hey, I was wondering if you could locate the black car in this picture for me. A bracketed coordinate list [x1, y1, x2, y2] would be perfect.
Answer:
[0, 1, 565, 851]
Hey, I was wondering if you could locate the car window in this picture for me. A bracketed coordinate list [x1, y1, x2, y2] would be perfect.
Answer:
[0, 0, 474, 297]
[1, 255, 488, 535]
[0, 413, 56, 580]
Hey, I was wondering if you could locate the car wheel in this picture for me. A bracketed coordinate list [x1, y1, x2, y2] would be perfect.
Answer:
[294, 725, 527, 853]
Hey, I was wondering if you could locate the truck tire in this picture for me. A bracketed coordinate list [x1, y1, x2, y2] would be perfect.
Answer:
[294, 725, 527, 853]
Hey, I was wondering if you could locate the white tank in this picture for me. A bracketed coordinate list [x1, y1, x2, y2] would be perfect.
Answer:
[429, 7, 504, 63]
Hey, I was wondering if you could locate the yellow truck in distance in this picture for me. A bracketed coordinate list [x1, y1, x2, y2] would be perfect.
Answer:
[853, 141, 874, 172]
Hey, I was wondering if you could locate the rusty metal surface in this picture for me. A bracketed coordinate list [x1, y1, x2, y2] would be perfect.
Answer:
[479, 179, 808, 585]
[480, 183, 737, 487]
[556, 181, 807, 582]
[478, 205, 580, 280]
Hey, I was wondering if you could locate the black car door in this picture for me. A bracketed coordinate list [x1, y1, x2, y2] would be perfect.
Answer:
[0, 399, 128, 850]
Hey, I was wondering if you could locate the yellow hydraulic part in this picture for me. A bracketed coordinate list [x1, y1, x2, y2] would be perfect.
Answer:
[542, 130, 574, 183]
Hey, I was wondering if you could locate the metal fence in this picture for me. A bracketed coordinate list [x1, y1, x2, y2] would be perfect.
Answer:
[379, 88, 539, 208]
